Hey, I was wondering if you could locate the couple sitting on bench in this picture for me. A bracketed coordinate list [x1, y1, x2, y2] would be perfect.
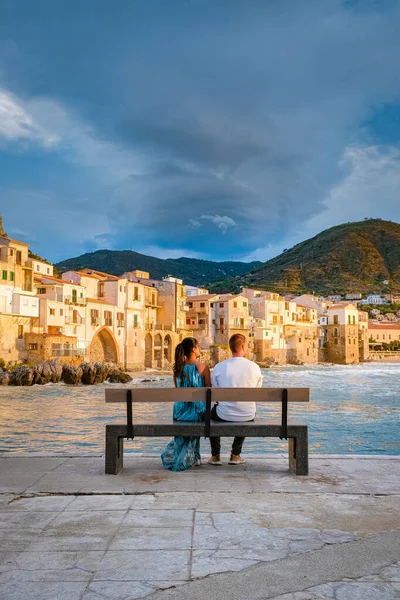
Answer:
[161, 333, 263, 472]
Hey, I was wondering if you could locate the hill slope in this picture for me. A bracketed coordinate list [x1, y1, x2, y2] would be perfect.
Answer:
[56, 250, 261, 287]
[209, 219, 400, 295]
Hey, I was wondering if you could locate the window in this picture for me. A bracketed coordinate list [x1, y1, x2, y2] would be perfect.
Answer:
[348, 315, 351, 324]
[389, 335, 392, 340]
[60, 309, 63, 316]
[117, 312, 125, 327]
[37, 265, 40, 272]
[120, 285, 122, 292]
[28, 343, 38, 351]
[210, 303, 214, 308]
[233, 302, 237, 308]
[10, 271, 14, 282]
[49, 308, 55, 316]
[37, 288, 46, 294]
[243, 301, 247, 307]
[273, 315, 278, 324]
[133, 314, 138, 328]
[280, 316, 283, 324]
[2, 270, 7, 280]
[199, 319, 205, 325]
[134, 287, 139, 301]
[18, 325, 23, 339]
[10, 249, 14, 257]
[307, 348, 310, 356]
[334, 328, 338, 337]
[186, 318, 190, 325]
[219, 302, 225, 308]
[47, 268, 50, 274]
[104, 311, 112, 326]
[383, 335, 385, 340]
[200, 302, 205, 308]
[352, 316, 356, 324]
[333, 315, 338, 324]
[285, 302, 289, 310]
[334, 338, 338, 345]
[152, 293, 156, 305]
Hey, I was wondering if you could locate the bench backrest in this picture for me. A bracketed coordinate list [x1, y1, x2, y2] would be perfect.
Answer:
[105, 387, 310, 403]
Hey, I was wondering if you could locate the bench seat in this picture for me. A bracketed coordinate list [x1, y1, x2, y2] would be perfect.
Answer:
[105, 418, 308, 476]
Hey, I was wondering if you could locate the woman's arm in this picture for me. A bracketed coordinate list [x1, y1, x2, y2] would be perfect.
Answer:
[197, 362, 211, 387]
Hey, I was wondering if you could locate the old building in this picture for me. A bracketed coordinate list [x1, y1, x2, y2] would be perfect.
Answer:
[0, 225, 39, 363]
[322, 303, 360, 364]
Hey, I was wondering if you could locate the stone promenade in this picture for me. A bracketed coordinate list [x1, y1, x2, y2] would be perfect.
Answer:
[0, 454, 399, 599]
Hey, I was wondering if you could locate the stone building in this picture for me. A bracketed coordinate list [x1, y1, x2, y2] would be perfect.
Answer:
[323, 304, 360, 364]
[0, 226, 39, 363]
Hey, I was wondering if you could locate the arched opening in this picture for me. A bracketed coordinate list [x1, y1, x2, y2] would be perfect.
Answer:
[154, 333, 163, 368]
[144, 333, 153, 368]
[164, 334, 172, 364]
[89, 327, 118, 363]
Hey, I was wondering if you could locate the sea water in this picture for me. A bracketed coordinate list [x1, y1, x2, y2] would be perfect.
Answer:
[0, 363, 398, 455]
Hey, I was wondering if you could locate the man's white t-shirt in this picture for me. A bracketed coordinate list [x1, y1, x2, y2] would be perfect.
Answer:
[211, 357, 263, 421]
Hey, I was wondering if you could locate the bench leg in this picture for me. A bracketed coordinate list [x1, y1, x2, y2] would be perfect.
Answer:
[105, 428, 124, 475]
[288, 430, 308, 476]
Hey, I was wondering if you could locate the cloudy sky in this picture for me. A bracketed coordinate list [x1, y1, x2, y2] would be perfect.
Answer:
[1, 0, 400, 264]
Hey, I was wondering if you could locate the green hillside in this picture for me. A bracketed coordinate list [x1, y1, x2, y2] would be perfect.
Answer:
[209, 219, 400, 295]
[56, 250, 261, 287]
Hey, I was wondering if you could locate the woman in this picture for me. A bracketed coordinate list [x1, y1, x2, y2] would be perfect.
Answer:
[161, 337, 211, 472]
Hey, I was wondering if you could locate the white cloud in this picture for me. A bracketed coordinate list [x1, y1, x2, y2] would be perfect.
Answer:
[0, 89, 59, 147]
[199, 214, 237, 233]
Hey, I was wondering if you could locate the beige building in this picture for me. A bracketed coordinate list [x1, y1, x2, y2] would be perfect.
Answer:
[0, 221, 39, 363]
[368, 323, 400, 348]
[322, 303, 360, 364]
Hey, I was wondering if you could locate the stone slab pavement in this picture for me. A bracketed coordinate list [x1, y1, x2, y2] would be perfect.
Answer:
[0, 454, 399, 599]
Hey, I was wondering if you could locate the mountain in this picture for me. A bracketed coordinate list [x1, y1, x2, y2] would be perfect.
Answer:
[208, 219, 400, 295]
[56, 249, 261, 287]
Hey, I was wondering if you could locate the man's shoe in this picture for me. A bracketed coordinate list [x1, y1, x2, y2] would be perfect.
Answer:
[207, 455, 222, 466]
[229, 454, 246, 465]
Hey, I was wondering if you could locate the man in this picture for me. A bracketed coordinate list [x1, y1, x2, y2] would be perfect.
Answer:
[208, 333, 263, 465]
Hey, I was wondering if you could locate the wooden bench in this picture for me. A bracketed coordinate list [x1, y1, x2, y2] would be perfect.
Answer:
[105, 387, 309, 476]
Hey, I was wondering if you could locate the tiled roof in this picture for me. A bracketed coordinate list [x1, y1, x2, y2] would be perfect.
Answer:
[86, 297, 114, 305]
[187, 294, 218, 301]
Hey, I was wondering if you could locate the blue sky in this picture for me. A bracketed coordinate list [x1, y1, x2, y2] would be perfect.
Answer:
[1, 0, 400, 264]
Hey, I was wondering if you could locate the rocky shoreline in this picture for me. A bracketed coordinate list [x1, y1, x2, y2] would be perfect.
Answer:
[0, 360, 133, 386]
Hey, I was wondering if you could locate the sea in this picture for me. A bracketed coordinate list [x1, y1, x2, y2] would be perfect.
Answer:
[0, 363, 399, 455]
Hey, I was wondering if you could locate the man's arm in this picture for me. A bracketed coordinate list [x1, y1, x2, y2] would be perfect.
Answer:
[255, 365, 263, 388]
[211, 365, 219, 388]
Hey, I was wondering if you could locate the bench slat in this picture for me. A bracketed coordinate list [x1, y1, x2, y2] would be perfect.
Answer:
[105, 387, 309, 403]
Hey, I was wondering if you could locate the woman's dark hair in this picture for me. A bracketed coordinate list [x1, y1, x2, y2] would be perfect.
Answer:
[173, 337, 199, 381]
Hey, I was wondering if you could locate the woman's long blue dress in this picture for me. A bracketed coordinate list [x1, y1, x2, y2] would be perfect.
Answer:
[161, 364, 206, 472]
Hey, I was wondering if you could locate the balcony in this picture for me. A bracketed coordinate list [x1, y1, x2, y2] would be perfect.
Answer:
[104, 318, 113, 327]
[117, 320, 125, 328]
[145, 323, 174, 331]
[22, 283, 33, 292]
[65, 314, 85, 325]
[91, 318, 101, 326]
[64, 296, 86, 306]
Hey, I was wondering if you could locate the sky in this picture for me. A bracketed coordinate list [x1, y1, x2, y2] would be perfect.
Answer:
[1, 0, 400, 264]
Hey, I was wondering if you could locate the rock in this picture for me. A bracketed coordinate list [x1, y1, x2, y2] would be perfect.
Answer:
[80, 362, 96, 385]
[10, 366, 35, 386]
[264, 357, 276, 365]
[106, 364, 121, 376]
[49, 359, 63, 383]
[107, 372, 133, 383]
[93, 362, 109, 384]
[62, 364, 83, 385]
[0, 372, 9, 385]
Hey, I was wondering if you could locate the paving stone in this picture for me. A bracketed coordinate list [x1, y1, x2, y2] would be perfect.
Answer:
[191, 549, 260, 578]
[0, 510, 59, 530]
[41, 509, 127, 534]
[83, 580, 186, 600]
[66, 495, 134, 511]
[122, 509, 193, 528]
[0, 576, 87, 600]
[109, 526, 192, 550]
[381, 563, 400, 581]
[92, 550, 190, 581]
[7, 550, 104, 578]
[0, 528, 41, 552]
[3, 495, 74, 512]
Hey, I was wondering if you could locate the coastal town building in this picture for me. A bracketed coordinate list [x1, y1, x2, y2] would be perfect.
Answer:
[0, 214, 393, 370]
[185, 285, 209, 297]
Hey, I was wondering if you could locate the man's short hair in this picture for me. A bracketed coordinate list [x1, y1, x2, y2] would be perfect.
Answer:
[229, 333, 246, 353]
